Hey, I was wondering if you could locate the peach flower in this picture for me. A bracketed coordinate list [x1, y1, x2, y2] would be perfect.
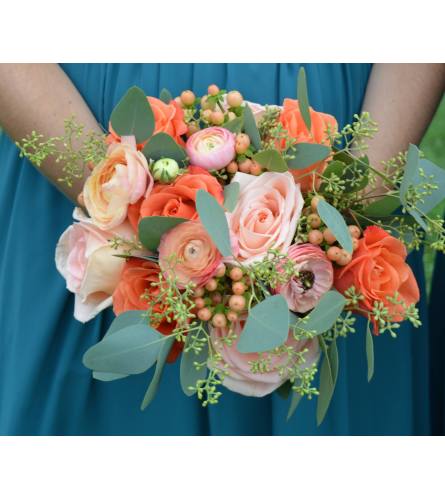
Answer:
[227, 171, 304, 265]
[276, 243, 334, 313]
[209, 314, 320, 397]
[280, 99, 337, 192]
[83, 141, 152, 230]
[55, 208, 134, 323]
[158, 220, 222, 289]
[334, 226, 420, 324]
[186, 127, 236, 171]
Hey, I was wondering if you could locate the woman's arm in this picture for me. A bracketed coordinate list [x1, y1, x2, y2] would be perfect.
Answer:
[0, 64, 102, 203]
[361, 63, 445, 167]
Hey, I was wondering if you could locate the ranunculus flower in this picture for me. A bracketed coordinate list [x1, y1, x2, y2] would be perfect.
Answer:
[209, 314, 320, 397]
[334, 226, 420, 325]
[280, 99, 337, 192]
[276, 243, 334, 313]
[158, 220, 222, 288]
[226, 171, 304, 265]
[106, 96, 187, 148]
[112, 257, 182, 362]
[185, 126, 236, 170]
[83, 141, 152, 230]
[128, 166, 224, 232]
[55, 208, 134, 323]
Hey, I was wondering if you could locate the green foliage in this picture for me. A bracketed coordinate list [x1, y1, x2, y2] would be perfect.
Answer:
[365, 322, 374, 382]
[223, 182, 240, 212]
[142, 132, 187, 164]
[223, 116, 243, 133]
[138, 216, 187, 252]
[317, 199, 353, 253]
[242, 104, 262, 150]
[253, 149, 288, 173]
[287, 143, 331, 170]
[159, 88, 173, 104]
[297, 67, 311, 132]
[180, 324, 209, 396]
[316, 337, 339, 426]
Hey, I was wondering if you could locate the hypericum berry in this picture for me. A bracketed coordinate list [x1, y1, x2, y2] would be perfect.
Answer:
[205, 278, 218, 292]
[308, 229, 324, 245]
[229, 294, 246, 312]
[174, 96, 183, 106]
[215, 263, 226, 278]
[352, 237, 359, 251]
[197, 307, 212, 321]
[202, 109, 212, 121]
[348, 225, 361, 239]
[208, 84, 220, 96]
[249, 162, 262, 176]
[311, 195, 324, 212]
[226, 161, 238, 174]
[232, 281, 246, 295]
[323, 228, 337, 245]
[235, 133, 250, 154]
[210, 110, 225, 125]
[229, 267, 243, 281]
[212, 313, 227, 328]
[194, 297, 205, 309]
[201, 96, 214, 110]
[307, 213, 321, 229]
[327, 246, 342, 261]
[211, 292, 222, 304]
[238, 158, 253, 174]
[180, 90, 195, 106]
[193, 287, 205, 298]
[227, 90, 243, 108]
[226, 310, 238, 322]
[187, 123, 199, 136]
[337, 250, 352, 266]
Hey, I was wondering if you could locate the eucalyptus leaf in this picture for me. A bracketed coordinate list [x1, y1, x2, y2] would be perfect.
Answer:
[366, 322, 374, 382]
[414, 158, 445, 214]
[196, 189, 232, 257]
[287, 143, 331, 170]
[180, 334, 209, 396]
[363, 195, 401, 217]
[242, 104, 262, 150]
[140, 336, 175, 410]
[142, 132, 187, 164]
[277, 380, 292, 400]
[110, 86, 155, 144]
[316, 338, 339, 426]
[286, 391, 303, 421]
[253, 149, 288, 173]
[297, 67, 311, 132]
[223, 116, 243, 133]
[407, 207, 428, 231]
[317, 199, 353, 253]
[138, 216, 187, 252]
[159, 88, 173, 104]
[223, 182, 240, 212]
[237, 295, 290, 353]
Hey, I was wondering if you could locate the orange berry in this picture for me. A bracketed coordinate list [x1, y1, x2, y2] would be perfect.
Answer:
[215, 263, 226, 278]
[311, 195, 324, 212]
[194, 297, 205, 309]
[202, 109, 212, 121]
[235, 133, 250, 154]
[238, 158, 253, 173]
[307, 213, 321, 229]
[180, 90, 195, 106]
[212, 313, 227, 328]
[327, 246, 342, 261]
[232, 281, 246, 295]
[229, 295, 246, 312]
[227, 91, 243, 108]
[205, 278, 218, 292]
[229, 267, 243, 281]
[226, 310, 238, 322]
[323, 228, 337, 245]
[249, 162, 262, 176]
[308, 229, 324, 245]
[193, 287, 205, 298]
[201, 96, 214, 110]
[348, 225, 361, 239]
[337, 250, 352, 266]
[211, 292, 222, 304]
[197, 308, 212, 321]
[210, 110, 224, 125]
[208, 84, 220, 96]
[226, 161, 238, 174]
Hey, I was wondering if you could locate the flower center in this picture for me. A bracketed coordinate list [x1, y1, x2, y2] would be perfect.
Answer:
[184, 240, 204, 261]
[297, 270, 315, 291]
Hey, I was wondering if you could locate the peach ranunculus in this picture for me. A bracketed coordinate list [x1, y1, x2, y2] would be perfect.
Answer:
[55, 208, 135, 323]
[158, 220, 222, 289]
[226, 171, 304, 266]
[106, 96, 188, 148]
[276, 243, 334, 313]
[280, 98, 337, 192]
[334, 226, 420, 324]
[185, 126, 236, 171]
[128, 166, 224, 232]
[83, 141, 152, 231]
[209, 314, 320, 397]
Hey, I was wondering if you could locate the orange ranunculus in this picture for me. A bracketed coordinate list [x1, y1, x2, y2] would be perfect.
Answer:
[106, 96, 188, 149]
[334, 226, 420, 328]
[128, 166, 224, 232]
[112, 258, 182, 362]
[279, 99, 337, 192]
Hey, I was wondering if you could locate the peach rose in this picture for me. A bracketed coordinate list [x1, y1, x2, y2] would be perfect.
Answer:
[185, 127, 236, 171]
[83, 141, 152, 230]
[227, 171, 304, 265]
[276, 243, 334, 313]
[129, 166, 224, 232]
[55, 208, 134, 323]
[280, 98, 337, 192]
[158, 220, 222, 288]
[334, 226, 420, 324]
[209, 314, 320, 397]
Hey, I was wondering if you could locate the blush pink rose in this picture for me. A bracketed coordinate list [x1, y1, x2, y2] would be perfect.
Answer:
[158, 220, 222, 288]
[226, 171, 304, 265]
[55, 208, 135, 322]
[209, 314, 320, 397]
[83, 139, 153, 230]
[276, 243, 334, 313]
[185, 126, 236, 170]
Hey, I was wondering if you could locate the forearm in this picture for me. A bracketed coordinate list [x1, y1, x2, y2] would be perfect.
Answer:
[0, 64, 101, 203]
[361, 63, 445, 167]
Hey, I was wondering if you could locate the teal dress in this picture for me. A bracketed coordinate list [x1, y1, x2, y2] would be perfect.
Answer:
[0, 63, 431, 435]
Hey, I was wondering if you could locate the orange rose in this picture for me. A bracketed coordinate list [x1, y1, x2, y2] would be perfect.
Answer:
[112, 258, 182, 362]
[106, 96, 187, 149]
[279, 98, 337, 192]
[334, 226, 420, 327]
[128, 166, 224, 232]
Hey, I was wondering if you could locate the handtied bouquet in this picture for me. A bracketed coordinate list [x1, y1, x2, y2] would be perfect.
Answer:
[18, 69, 445, 424]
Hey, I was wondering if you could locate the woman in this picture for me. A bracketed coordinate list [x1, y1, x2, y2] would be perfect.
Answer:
[0, 63, 443, 435]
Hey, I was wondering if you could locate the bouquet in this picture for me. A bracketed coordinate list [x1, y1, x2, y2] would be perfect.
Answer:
[18, 69, 445, 424]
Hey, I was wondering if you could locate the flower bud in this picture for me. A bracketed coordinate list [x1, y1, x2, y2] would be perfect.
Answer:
[152, 158, 180, 184]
